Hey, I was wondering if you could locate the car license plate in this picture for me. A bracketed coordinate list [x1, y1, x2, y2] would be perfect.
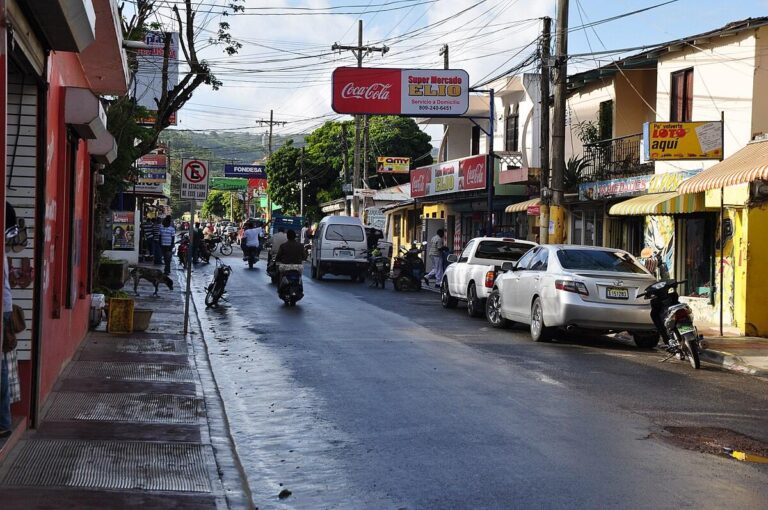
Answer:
[375, 262, 385, 269]
[606, 287, 629, 300]
[337, 249, 353, 257]
[678, 324, 694, 334]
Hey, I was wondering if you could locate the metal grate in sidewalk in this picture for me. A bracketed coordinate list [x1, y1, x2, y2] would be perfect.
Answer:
[1, 439, 212, 492]
[66, 361, 195, 382]
[45, 393, 204, 424]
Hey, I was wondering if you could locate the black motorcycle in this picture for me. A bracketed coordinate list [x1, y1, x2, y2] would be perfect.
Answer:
[391, 243, 425, 292]
[364, 248, 389, 289]
[205, 256, 231, 308]
[638, 279, 707, 369]
[277, 263, 304, 306]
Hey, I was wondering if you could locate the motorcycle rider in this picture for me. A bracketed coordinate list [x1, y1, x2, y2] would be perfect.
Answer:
[275, 229, 305, 268]
[242, 220, 263, 263]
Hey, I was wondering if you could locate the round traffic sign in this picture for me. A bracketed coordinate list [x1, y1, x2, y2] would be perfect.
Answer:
[184, 160, 208, 183]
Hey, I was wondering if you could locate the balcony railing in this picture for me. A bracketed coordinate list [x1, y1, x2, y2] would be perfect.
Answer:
[582, 133, 654, 181]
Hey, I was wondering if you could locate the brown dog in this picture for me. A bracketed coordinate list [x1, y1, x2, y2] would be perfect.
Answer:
[129, 266, 173, 296]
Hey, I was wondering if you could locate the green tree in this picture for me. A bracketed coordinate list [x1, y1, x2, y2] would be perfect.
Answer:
[265, 140, 303, 216]
[200, 191, 229, 219]
[365, 116, 433, 181]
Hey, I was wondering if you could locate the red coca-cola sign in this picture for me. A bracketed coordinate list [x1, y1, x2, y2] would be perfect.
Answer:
[459, 155, 487, 191]
[332, 68, 401, 115]
[410, 167, 432, 198]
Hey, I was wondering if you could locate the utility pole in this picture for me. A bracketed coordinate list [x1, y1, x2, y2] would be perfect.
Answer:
[539, 16, 552, 244]
[332, 20, 389, 217]
[255, 109, 286, 224]
[440, 44, 449, 162]
[300, 147, 305, 219]
[362, 115, 369, 187]
[550, 0, 569, 243]
[340, 123, 350, 215]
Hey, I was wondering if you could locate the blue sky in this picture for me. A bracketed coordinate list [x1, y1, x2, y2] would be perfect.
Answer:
[163, 0, 768, 147]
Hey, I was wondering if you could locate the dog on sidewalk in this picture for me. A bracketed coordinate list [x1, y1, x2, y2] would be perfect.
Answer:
[129, 266, 173, 296]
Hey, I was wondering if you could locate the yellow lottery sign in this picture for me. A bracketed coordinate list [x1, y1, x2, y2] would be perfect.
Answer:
[644, 121, 723, 161]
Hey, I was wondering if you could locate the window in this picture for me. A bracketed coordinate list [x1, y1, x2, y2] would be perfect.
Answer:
[571, 208, 603, 246]
[676, 215, 715, 299]
[556, 249, 648, 274]
[515, 247, 538, 270]
[599, 100, 613, 140]
[505, 104, 519, 151]
[475, 240, 531, 262]
[325, 224, 364, 242]
[459, 240, 475, 262]
[529, 248, 549, 271]
[471, 125, 481, 155]
[393, 214, 401, 237]
[671, 68, 694, 122]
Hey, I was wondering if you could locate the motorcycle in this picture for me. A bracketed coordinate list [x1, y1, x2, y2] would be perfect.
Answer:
[176, 234, 190, 268]
[205, 256, 231, 308]
[638, 279, 708, 369]
[266, 248, 279, 284]
[364, 248, 389, 289]
[243, 245, 260, 269]
[391, 242, 425, 292]
[277, 263, 304, 306]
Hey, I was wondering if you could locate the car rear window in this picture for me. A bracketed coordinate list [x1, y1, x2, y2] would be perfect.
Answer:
[475, 241, 532, 262]
[325, 224, 365, 242]
[556, 249, 648, 274]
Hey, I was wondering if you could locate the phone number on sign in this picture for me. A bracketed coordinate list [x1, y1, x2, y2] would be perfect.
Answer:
[418, 105, 454, 111]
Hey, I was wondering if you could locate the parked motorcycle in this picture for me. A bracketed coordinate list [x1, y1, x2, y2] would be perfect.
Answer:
[205, 256, 231, 308]
[391, 243, 425, 292]
[638, 279, 707, 369]
[277, 263, 304, 306]
[364, 248, 389, 289]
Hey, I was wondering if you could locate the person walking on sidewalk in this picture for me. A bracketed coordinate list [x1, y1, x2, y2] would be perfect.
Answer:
[1, 203, 21, 438]
[423, 229, 445, 288]
[152, 217, 162, 265]
[159, 216, 176, 275]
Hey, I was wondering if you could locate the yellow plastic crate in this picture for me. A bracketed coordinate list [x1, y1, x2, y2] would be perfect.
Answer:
[107, 298, 134, 334]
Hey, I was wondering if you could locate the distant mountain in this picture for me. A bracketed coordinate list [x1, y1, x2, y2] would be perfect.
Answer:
[160, 130, 306, 176]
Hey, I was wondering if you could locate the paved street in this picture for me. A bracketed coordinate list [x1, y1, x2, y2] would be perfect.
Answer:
[188, 254, 768, 509]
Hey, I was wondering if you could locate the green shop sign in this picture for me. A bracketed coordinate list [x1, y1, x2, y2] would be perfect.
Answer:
[209, 177, 248, 191]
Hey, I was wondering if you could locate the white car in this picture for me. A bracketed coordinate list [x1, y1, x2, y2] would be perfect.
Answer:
[441, 237, 537, 317]
[485, 245, 659, 347]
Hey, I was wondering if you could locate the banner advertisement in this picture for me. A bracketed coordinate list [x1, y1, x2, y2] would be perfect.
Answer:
[410, 155, 487, 198]
[209, 177, 248, 191]
[249, 178, 268, 194]
[332, 67, 470, 116]
[376, 157, 410, 174]
[579, 175, 651, 201]
[135, 32, 179, 126]
[643, 121, 723, 161]
[111, 211, 135, 251]
[136, 154, 168, 184]
[224, 164, 267, 179]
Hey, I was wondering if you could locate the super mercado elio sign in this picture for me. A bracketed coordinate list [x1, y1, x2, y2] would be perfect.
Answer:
[643, 121, 723, 161]
[410, 155, 487, 198]
[332, 67, 469, 117]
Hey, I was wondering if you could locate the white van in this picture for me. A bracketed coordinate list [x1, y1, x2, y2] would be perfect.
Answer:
[310, 216, 368, 281]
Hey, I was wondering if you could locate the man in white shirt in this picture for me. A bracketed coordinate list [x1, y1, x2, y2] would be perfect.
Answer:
[300, 222, 310, 245]
[423, 229, 445, 287]
[242, 221, 263, 261]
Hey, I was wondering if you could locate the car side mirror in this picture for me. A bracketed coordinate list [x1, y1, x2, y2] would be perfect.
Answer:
[446, 254, 458, 264]
[501, 262, 515, 272]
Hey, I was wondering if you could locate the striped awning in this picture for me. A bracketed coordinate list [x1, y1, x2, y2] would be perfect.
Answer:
[608, 192, 705, 216]
[505, 198, 540, 213]
[678, 139, 768, 193]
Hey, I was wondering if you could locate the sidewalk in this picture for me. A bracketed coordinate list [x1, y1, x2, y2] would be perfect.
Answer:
[0, 265, 252, 509]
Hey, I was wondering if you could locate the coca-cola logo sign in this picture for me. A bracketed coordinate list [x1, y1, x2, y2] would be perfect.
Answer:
[411, 155, 487, 198]
[333, 67, 469, 116]
[340, 82, 392, 100]
[459, 155, 487, 191]
[410, 168, 431, 198]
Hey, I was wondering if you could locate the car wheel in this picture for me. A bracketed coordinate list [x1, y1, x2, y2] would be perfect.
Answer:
[466, 284, 483, 318]
[441, 279, 458, 308]
[632, 331, 660, 349]
[486, 289, 509, 329]
[530, 297, 554, 342]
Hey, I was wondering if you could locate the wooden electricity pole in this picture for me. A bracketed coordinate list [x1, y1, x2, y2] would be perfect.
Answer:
[550, 0, 569, 243]
[539, 16, 551, 244]
[332, 20, 389, 216]
[255, 109, 286, 223]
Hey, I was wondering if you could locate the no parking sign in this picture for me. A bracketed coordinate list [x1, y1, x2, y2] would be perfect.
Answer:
[180, 159, 209, 201]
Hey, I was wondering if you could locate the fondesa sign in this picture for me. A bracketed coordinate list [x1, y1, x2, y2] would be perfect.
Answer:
[332, 67, 470, 117]
[223, 164, 267, 179]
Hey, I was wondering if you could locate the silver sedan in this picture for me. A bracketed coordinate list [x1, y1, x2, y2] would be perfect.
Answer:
[485, 245, 660, 348]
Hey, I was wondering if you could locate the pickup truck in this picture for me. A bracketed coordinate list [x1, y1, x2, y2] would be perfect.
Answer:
[441, 237, 537, 317]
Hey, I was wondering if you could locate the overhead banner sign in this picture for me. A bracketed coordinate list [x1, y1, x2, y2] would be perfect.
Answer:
[332, 67, 470, 117]
[224, 164, 267, 179]
[579, 175, 651, 201]
[135, 31, 179, 126]
[180, 159, 209, 201]
[136, 154, 167, 184]
[209, 177, 248, 191]
[411, 154, 487, 198]
[376, 156, 410, 174]
[643, 121, 723, 161]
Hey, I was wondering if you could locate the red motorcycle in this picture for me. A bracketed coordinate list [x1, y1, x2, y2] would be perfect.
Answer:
[176, 234, 190, 268]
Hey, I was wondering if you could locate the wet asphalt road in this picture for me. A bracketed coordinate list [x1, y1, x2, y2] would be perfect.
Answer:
[186, 253, 768, 509]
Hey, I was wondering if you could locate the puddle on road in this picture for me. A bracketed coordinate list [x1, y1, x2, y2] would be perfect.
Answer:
[655, 426, 768, 463]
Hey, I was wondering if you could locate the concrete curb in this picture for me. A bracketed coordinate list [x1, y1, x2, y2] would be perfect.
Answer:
[700, 349, 768, 378]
